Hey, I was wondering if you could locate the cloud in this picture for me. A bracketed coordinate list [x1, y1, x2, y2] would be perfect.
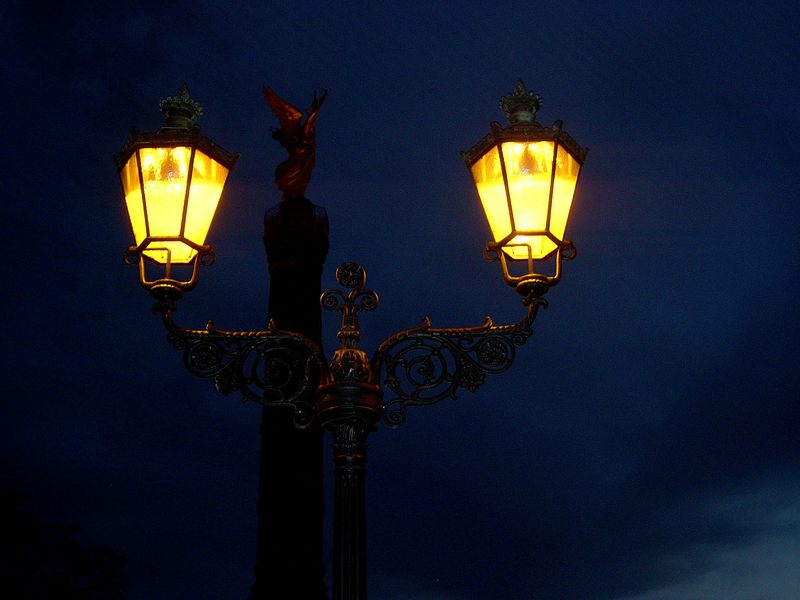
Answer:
[619, 531, 800, 600]
[617, 482, 800, 600]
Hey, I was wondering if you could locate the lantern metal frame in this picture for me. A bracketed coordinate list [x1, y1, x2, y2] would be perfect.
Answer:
[115, 90, 239, 300]
[462, 80, 588, 297]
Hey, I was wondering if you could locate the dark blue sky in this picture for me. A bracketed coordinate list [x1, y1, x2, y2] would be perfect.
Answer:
[3, 1, 800, 598]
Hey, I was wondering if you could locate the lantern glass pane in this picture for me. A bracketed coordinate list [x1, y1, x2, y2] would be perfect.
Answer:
[470, 146, 512, 243]
[502, 141, 556, 260]
[121, 154, 146, 249]
[140, 146, 190, 237]
[550, 145, 581, 241]
[550, 143, 581, 242]
[139, 146, 192, 263]
[503, 235, 556, 260]
[184, 149, 229, 254]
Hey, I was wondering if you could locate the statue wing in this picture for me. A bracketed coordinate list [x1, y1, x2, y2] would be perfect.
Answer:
[263, 86, 303, 133]
[303, 89, 328, 141]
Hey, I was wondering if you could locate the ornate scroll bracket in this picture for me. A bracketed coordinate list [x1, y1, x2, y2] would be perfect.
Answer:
[151, 260, 544, 430]
[372, 297, 546, 428]
[157, 306, 325, 428]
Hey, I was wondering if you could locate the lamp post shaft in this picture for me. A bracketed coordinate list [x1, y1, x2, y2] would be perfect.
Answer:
[331, 422, 369, 600]
[318, 376, 382, 600]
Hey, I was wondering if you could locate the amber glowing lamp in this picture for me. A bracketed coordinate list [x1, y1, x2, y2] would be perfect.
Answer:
[115, 86, 238, 298]
[463, 80, 587, 296]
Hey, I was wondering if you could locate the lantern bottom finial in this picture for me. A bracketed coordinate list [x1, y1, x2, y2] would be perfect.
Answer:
[149, 279, 184, 303]
[515, 276, 550, 302]
[484, 239, 576, 303]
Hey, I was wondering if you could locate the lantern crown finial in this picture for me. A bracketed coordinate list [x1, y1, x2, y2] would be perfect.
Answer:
[500, 79, 542, 125]
[160, 85, 204, 129]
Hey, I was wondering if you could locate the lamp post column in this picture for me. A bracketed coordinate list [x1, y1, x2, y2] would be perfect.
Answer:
[252, 196, 329, 599]
[319, 402, 381, 600]
[317, 375, 382, 600]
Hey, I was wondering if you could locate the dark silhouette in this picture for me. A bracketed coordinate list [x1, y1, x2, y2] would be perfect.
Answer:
[249, 88, 330, 600]
[0, 490, 128, 599]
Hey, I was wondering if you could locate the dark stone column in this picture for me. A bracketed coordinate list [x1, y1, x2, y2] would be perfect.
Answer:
[250, 197, 329, 600]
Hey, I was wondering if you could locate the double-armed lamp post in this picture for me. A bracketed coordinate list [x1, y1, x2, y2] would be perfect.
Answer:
[116, 81, 586, 600]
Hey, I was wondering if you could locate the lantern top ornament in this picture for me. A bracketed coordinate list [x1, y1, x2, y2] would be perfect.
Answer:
[114, 87, 238, 174]
[500, 79, 542, 124]
[160, 85, 204, 128]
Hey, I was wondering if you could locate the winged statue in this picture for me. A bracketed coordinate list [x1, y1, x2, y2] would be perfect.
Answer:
[263, 86, 328, 199]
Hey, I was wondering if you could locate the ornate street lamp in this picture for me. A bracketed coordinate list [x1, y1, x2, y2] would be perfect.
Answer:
[115, 86, 238, 298]
[462, 79, 587, 298]
[118, 81, 586, 600]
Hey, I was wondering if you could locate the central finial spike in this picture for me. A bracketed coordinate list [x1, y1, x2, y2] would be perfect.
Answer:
[500, 79, 542, 124]
[336, 262, 366, 290]
[321, 263, 380, 351]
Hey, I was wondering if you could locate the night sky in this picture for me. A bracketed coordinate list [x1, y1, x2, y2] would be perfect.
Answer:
[3, 1, 800, 599]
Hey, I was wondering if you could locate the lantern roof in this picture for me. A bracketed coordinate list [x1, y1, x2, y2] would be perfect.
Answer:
[114, 86, 239, 172]
[461, 80, 588, 167]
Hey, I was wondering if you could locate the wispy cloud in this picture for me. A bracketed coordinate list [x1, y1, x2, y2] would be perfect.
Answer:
[620, 487, 800, 600]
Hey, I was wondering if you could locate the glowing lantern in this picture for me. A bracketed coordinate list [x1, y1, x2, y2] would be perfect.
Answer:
[115, 86, 238, 296]
[463, 80, 587, 295]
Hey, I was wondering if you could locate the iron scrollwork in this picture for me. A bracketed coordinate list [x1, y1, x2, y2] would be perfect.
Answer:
[371, 297, 546, 428]
[150, 260, 545, 430]
[157, 303, 326, 428]
[321, 262, 379, 383]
